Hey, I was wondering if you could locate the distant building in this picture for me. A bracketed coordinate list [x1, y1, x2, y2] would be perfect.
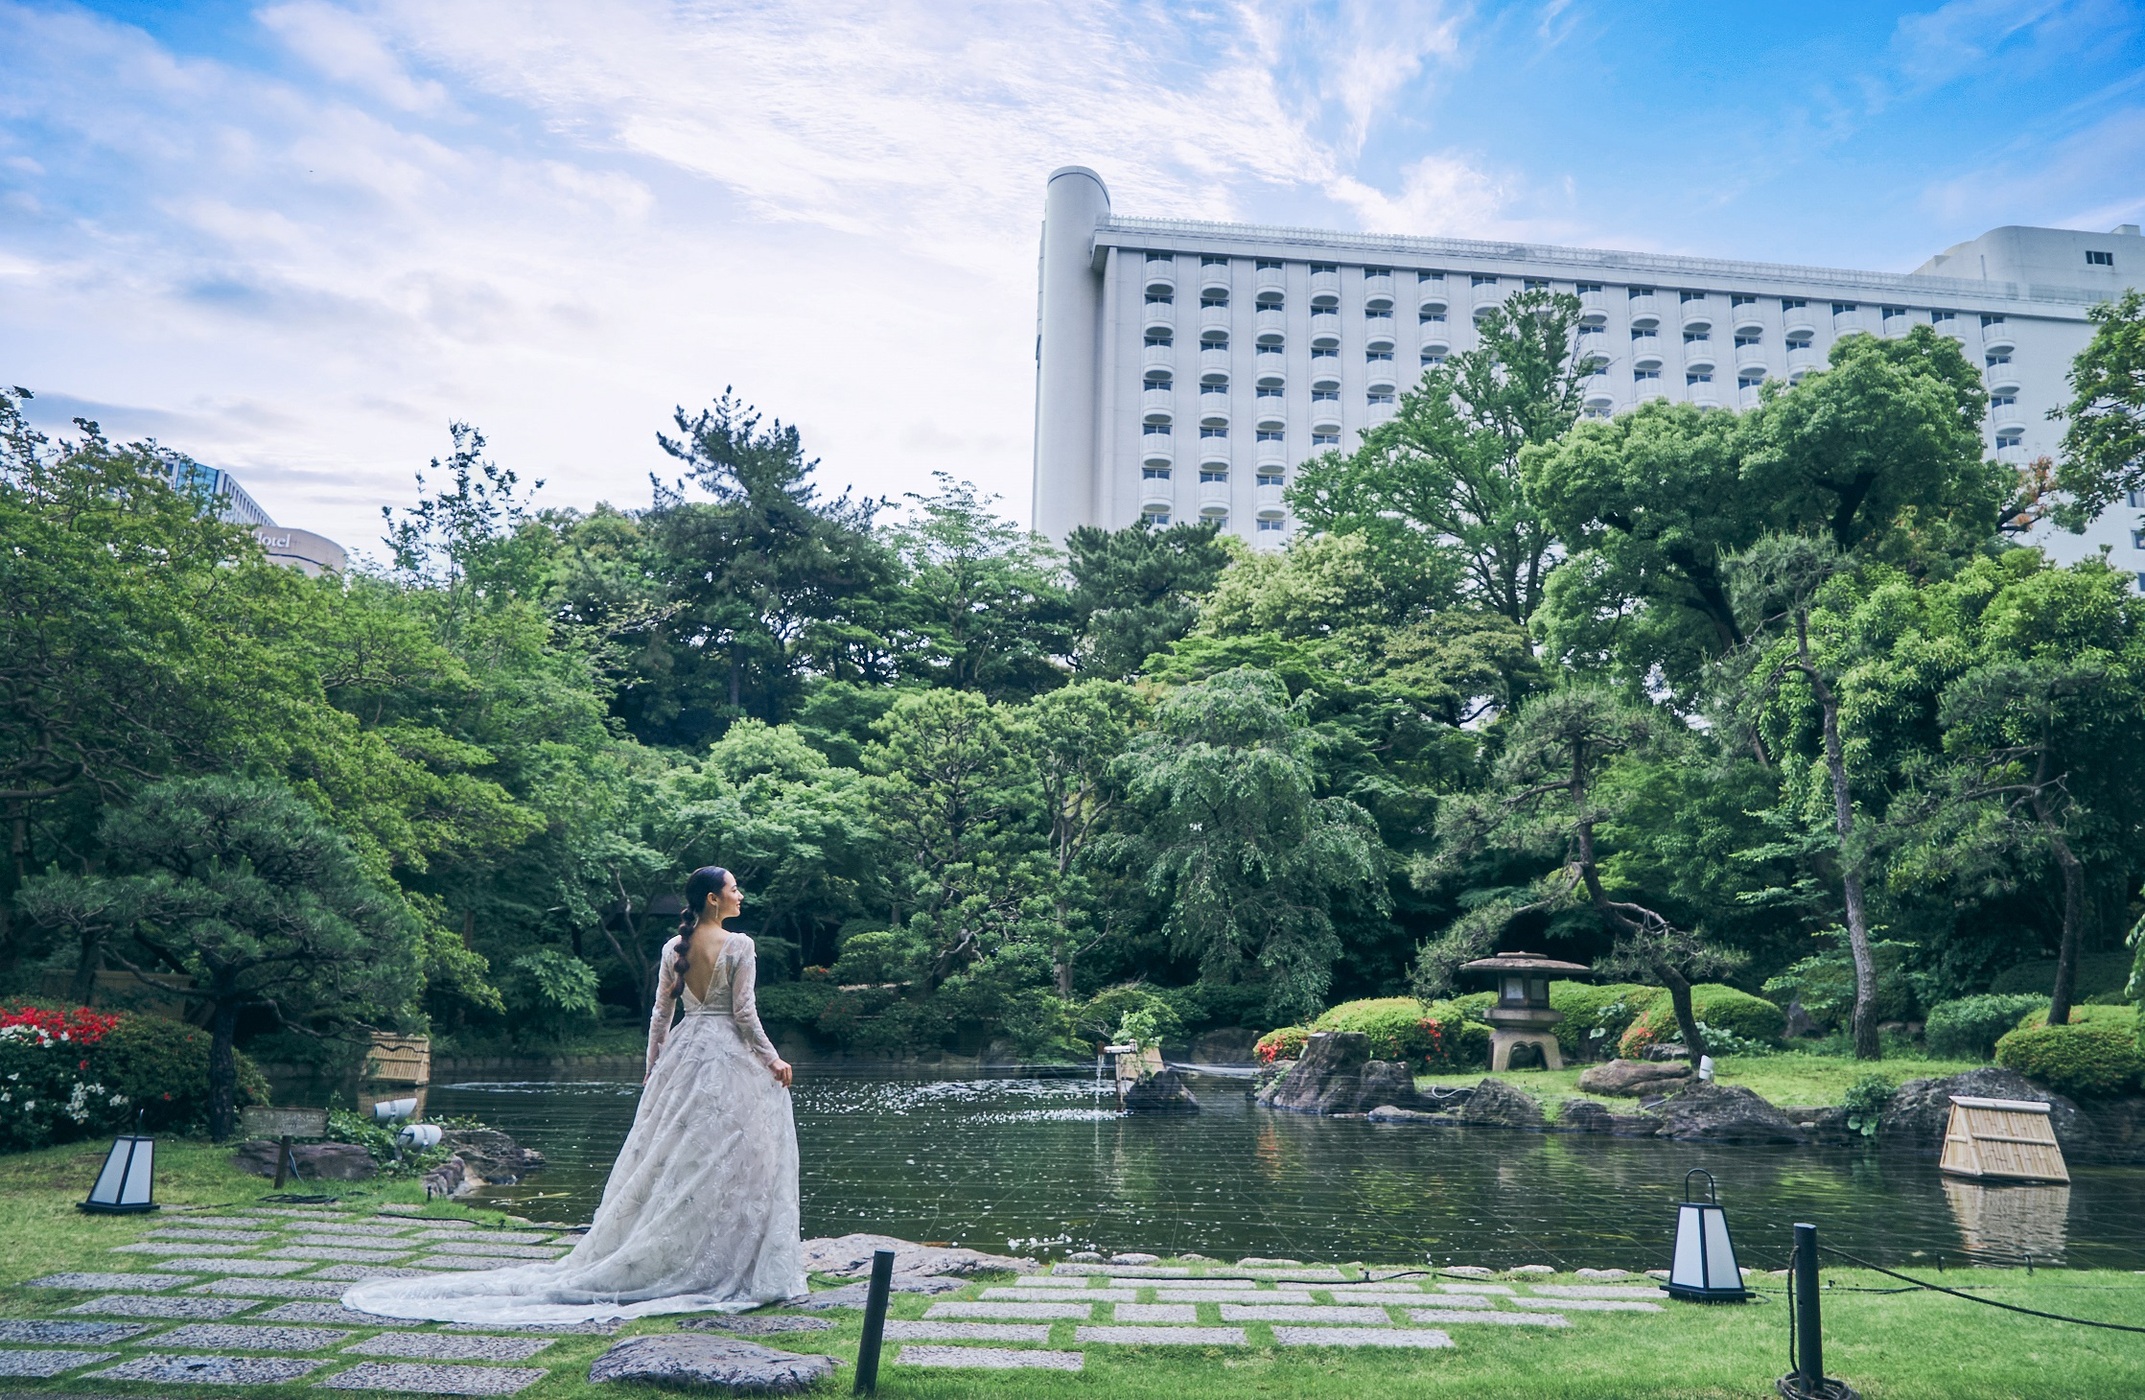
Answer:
[1031, 166, 2143, 579]
[167, 459, 347, 576]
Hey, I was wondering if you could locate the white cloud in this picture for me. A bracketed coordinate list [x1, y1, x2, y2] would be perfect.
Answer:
[258, 1, 449, 113]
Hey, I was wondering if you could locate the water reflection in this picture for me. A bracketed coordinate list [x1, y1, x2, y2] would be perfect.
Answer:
[1942, 1181, 2071, 1264]
[426, 1069, 2145, 1271]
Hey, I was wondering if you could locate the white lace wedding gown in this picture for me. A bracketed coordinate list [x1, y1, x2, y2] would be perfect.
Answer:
[344, 933, 808, 1324]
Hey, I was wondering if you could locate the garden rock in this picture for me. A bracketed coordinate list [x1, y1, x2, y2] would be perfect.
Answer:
[232, 1140, 375, 1181]
[683, 1316, 835, 1337]
[1646, 1084, 1804, 1144]
[1783, 1105, 1857, 1146]
[1257, 1032, 1371, 1113]
[800, 1234, 1034, 1279]
[439, 1129, 546, 1184]
[1123, 1069, 1200, 1114]
[1643, 1043, 1691, 1061]
[1557, 1099, 1612, 1133]
[1577, 1059, 1690, 1097]
[1366, 1104, 1449, 1124]
[421, 1155, 469, 1200]
[1458, 1078, 1544, 1130]
[1359, 1060, 1434, 1112]
[588, 1335, 835, 1393]
[1881, 1068, 2092, 1156]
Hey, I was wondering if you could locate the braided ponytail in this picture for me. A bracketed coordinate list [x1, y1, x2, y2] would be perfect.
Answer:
[677, 866, 732, 982]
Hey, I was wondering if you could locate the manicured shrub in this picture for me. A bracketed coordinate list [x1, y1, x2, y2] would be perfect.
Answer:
[1447, 991, 1498, 1021]
[1254, 1026, 1310, 1064]
[1306, 997, 1489, 1071]
[2012, 1002, 2137, 1033]
[1924, 994, 2049, 1059]
[0, 1005, 267, 1149]
[92, 1013, 269, 1135]
[1549, 982, 1657, 1060]
[1418, 1001, 1491, 1070]
[1994, 1021, 2145, 1098]
[1619, 985, 1785, 1057]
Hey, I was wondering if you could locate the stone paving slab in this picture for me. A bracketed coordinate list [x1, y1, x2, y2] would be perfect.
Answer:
[895, 1345, 1083, 1371]
[422, 1242, 563, 1260]
[147, 1324, 354, 1352]
[1326, 1291, 1483, 1308]
[318, 1361, 550, 1394]
[415, 1256, 535, 1272]
[1114, 1304, 1198, 1323]
[1076, 1325, 1245, 1346]
[1440, 1267, 1496, 1279]
[1438, 1283, 1515, 1295]
[88, 1353, 326, 1384]
[1528, 1285, 1662, 1298]
[159, 1257, 315, 1276]
[241, 1208, 354, 1220]
[925, 1301, 1092, 1321]
[411, 1231, 552, 1246]
[344, 1333, 555, 1362]
[292, 1224, 417, 1239]
[1575, 1268, 1633, 1280]
[1218, 1304, 1391, 1323]
[1157, 1288, 1312, 1304]
[1233, 1268, 1349, 1281]
[111, 1242, 253, 1257]
[25, 1273, 195, 1292]
[265, 1247, 416, 1264]
[442, 1319, 620, 1335]
[1525, 1298, 1663, 1312]
[145, 1228, 278, 1243]
[64, 1295, 258, 1320]
[289, 1236, 414, 1253]
[1271, 1327, 1453, 1349]
[313, 1265, 433, 1281]
[979, 1287, 1137, 1304]
[1051, 1264, 1191, 1277]
[192, 1279, 351, 1300]
[0, 1320, 154, 1344]
[1328, 1280, 1431, 1293]
[1407, 1308, 1570, 1327]
[255, 1304, 424, 1328]
[0, 1348, 117, 1377]
[1147, 1278, 1258, 1290]
[1013, 1274, 1091, 1287]
[882, 1320, 1051, 1343]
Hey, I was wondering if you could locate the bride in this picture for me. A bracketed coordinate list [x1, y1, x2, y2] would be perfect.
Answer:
[345, 866, 808, 1324]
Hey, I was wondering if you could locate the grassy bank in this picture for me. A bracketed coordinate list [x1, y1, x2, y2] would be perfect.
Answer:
[2, 1139, 2142, 1399]
[1417, 1051, 1989, 1117]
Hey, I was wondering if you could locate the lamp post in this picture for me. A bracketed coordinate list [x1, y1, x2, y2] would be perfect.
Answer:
[1665, 1168, 1747, 1302]
[80, 1110, 158, 1215]
[1458, 951, 1591, 1070]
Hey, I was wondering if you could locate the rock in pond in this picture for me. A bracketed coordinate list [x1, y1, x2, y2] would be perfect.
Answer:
[1458, 1078, 1545, 1130]
[231, 1141, 375, 1181]
[1123, 1069, 1200, 1114]
[1557, 1098, 1612, 1133]
[1257, 1032, 1435, 1115]
[1645, 1084, 1804, 1144]
[1367, 1104, 1449, 1124]
[439, 1128, 547, 1184]
[1880, 1068, 2092, 1157]
[1577, 1059, 1691, 1097]
[588, 1335, 836, 1393]
[800, 1234, 1034, 1280]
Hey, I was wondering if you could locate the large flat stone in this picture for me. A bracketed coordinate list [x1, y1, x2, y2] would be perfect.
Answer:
[587, 1334, 837, 1392]
[1078, 1325, 1244, 1346]
[255, 1302, 424, 1327]
[800, 1233, 1034, 1280]
[111, 1242, 254, 1256]
[159, 1257, 314, 1276]
[1049, 1263, 1191, 1277]
[1407, 1308, 1569, 1326]
[313, 1264, 434, 1281]
[289, 1235, 414, 1253]
[1218, 1304, 1390, 1323]
[882, 1320, 1050, 1343]
[1527, 1298, 1664, 1312]
[0, 1348, 117, 1376]
[443, 1318, 619, 1334]
[1323, 1291, 1481, 1308]
[346, 1333, 554, 1362]
[1012, 1274, 1090, 1288]
[1157, 1288, 1311, 1304]
[1114, 1304, 1197, 1322]
[265, 1247, 417, 1263]
[416, 1256, 537, 1271]
[192, 1279, 351, 1299]
[681, 1316, 835, 1337]
[149, 1323, 353, 1351]
[1438, 1283, 1514, 1295]
[924, 1301, 1091, 1321]
[1271, 1327, 1452, 1349]
[893, 1345, 1081, 1371]
[0, 1319, 153, 1344]
[1529, 1285, 1664, 1298]
[146, 1228, 278, 1243]
[979, 1287, 1138, 1303]
[88, 1352, 325, 1384]
[24, 1272, 194, 1292]
[64, 1295, 257, 1320]
[792, 1274, 968, 1309]
[1135, 1277, 1255, 1290]
[231, 1140, 376, 1181]
[412, 1231, 553, 1246]
[423, 1242, 564, 1260]
[1578, 1058, 1692, 1097]
[320, 1361, 549, 1394]
[1230, 1267, 1349, 1281]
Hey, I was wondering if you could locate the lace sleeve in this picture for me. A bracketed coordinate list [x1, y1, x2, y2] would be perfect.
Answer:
[727, 937, 782, 1069]
[646, 936, 681, 1078]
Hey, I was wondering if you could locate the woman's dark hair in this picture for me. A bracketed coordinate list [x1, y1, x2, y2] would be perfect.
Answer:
[676, 866, 732, 980]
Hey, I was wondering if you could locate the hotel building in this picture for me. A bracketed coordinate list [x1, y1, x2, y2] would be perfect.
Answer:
[1030, 166, 2144, 573]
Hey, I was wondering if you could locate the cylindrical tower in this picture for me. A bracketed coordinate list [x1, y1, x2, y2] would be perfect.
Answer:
[1031, 167, 1111, 540]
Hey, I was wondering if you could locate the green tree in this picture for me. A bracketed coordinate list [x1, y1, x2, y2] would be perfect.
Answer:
[2050, 288, 2145, 529]
[884, 475, 1073, 699]
[1023, 681, 1147, 996]
[21, 777, 422, 1140]
[1112, 668, 1385, 1022]
[1289, 288, 1586, 623]
[1065, 518, 1232, 679]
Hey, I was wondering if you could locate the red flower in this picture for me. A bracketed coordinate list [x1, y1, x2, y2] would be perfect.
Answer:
[1, 1004, 120, 1045]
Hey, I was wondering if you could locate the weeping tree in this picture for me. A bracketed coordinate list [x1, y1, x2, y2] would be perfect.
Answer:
[1412, 686, 1739, 1061]
[21, 777, 422, 1140]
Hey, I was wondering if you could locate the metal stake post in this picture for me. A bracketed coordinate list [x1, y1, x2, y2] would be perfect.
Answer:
[1793, 1222, 1822, 1392]
[853, 1247, 896, 1395]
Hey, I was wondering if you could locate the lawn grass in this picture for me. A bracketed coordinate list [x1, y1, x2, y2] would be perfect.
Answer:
[1416, 1050, 1989, 1117]
[2, 1138, 2142, 1399]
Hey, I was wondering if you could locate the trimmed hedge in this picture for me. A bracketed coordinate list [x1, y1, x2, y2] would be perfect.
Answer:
[94, 1014, 269, 1134]
[1924, 994, 2049, 1060]
[2013, 1002, 2138, 1033]
[1994, 1020, 2145, 1098]
[1619, 984, 1785, 1057]
[1298, 997, 1490, 1071]
[1548, 982, 1656, 1060]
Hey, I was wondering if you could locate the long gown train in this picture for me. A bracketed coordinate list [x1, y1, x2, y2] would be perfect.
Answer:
[344, 933, 807, 1324]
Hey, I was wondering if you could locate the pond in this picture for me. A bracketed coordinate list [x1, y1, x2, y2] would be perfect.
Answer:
[428, 1068, 2145, 1272]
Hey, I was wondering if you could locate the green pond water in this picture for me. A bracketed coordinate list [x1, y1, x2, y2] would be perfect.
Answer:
[428, 1069, 2145, 1272]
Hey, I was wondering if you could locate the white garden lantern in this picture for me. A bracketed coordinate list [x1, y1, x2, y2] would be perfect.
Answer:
[80, 1111, 158, 1215]
[1666, 1168, 1746, 1302]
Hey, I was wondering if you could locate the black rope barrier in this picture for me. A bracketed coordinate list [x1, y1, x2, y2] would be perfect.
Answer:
[1818, 1244, 2145, 1335]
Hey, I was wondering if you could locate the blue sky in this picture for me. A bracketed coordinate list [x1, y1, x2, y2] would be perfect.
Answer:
[5, 1, 2143, 550]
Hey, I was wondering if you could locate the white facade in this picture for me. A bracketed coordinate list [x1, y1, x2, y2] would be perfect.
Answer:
[1031, 167, 2145, 577]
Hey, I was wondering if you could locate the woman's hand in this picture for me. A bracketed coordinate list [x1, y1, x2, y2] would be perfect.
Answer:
[770, 1058, 794, 1088]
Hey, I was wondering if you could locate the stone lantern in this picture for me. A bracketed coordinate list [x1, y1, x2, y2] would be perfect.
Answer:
[1460, 951, 1591, 1071]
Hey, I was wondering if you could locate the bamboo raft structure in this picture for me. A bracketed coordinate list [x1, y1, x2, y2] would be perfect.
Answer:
[1939, 1095, 2069, 1184]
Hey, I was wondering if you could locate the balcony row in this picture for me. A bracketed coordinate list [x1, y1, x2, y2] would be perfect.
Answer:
[1139, 472, 1290, 519]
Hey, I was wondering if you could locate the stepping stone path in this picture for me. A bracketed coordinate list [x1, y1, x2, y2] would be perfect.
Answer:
[113, 1241, 253, 1256]
[1078, 1325, 1246, 1345]
[162, 1257, 314, 1275]
[193, 1278, 352, 1299]
[1218, 1303, 1392, 1323]
[90, 1353, 327, 1384]
[313, 1263, 433, 1279]
[0, 1349, 121, 1377]
[925, 1300, 1093, 1320]
[255, 1302, 425, 1326]
[587, 1335, 836, 1392]
[0, 1319, 152, 1343]
[1407, 1308, 1570, 1327]
[1116, 1303, 1198, 1322]
[1529, 1284, 1664, 1298]
[345, 1332, 554, 1361]
[66, 1294, 258, 1319]
[147, 1323, 353, 1352]
[320, 1361, 550, 1394]
[895, 1344, 1083, 1371]
[884, 1320, 1051, 1343]
[426, 1241, 563, 1259]
[682, 1315, 834, 1336]
[26, 1271, 193, 1291]
[1272, 1327, 1453, 1349]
